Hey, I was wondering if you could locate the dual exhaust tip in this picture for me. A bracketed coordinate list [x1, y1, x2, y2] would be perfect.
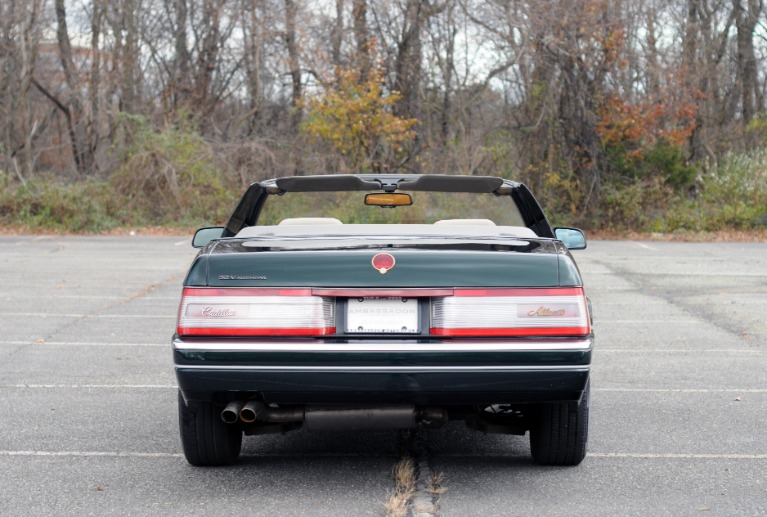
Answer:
[221, 401, 262, 424]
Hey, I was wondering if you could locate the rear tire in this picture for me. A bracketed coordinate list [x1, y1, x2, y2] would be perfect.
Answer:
[529, 381, 589, 466]
[178, 391, 242, 466]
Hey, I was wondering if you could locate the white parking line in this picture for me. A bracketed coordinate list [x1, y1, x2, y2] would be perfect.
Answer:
[633, 242, 659, 251]
[97, 315, 174, 318]
[0, 450, 182, 458]
[0, 313, 173, 319]
[28, 295, 125, 300]
[2, 450, 765, 460]
[589, 453, 767, 459]
[0, 341, 166, 347]
[435, 452, 767, 460]
[4, 295, 179, 300]
[594, 388, 767, 393]
[1, 384, 176, 389]
[596, 320, 699, 323]
[598, 349, 762, 353]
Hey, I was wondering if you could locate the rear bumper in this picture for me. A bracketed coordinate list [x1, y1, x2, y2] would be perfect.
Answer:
[173, 336, 592, 405]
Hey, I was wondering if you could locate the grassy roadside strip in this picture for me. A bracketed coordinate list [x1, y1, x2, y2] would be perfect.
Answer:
[1, 170, 765, 239]
[588, 229, 767, 242]
[0, 224, 197, 237]
[0, 175, 230, 235]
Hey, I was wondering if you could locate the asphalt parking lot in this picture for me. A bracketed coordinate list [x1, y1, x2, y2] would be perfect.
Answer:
[1, 235, 765, 516]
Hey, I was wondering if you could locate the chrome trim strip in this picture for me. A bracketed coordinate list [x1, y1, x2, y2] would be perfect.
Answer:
[172, 338, 593, 353]
[174, 365, 590, 372]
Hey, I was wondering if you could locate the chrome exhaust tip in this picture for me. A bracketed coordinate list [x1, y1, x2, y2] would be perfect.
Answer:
[221, 401, 245, 424]
[239, 401, 265, 424]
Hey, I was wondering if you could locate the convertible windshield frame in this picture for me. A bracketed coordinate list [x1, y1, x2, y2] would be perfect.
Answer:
[222, 174, 554, 239]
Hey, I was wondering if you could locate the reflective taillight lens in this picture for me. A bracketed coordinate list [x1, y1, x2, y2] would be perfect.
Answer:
[177, 288, 335, 336]
[431, 288, 590, 337]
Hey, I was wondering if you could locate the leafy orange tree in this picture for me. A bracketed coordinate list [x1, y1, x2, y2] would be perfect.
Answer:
[301, 64, 418, 172]
[597, 89, 698, 189]
[594, 86, 699, 229]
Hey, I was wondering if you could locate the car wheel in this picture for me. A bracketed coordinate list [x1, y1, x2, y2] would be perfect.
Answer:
[178, 391, 242, 466]
[529, 380, 589, 466]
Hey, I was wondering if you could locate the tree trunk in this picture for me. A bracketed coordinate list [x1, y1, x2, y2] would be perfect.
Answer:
[89, 0, 104, 174]
[284, 0, 302, 132]
[394, 0, 424, 120]
[121, 0, 140, 113]
[54, 0, 93, 175]
[196, 0, 222, 114]
[352, 0, 369, 80]
[734, 0, 761, 126]
[244, 0, 263, 133]
[173, 0, 193, 109]
[332, 0, 344, 76]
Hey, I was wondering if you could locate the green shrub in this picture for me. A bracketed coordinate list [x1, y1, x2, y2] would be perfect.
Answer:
[603, 142, 696, 191]
[698, 150, 767, 229]
[597, 177, 674, 231]
[110, 115, 233, 225]
[644, 144, 697, 190]
[2, 145, 765, 235]
[701, 151, 767, 201]
[646, 150, 767, 233]
[0, 175, 116, 233]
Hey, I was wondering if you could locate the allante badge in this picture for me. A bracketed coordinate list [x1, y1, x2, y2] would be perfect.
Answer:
[371, 253, 396, 274]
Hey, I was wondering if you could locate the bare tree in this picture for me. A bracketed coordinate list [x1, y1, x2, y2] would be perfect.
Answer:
[107, 0, 141, 114]
[683, 0, 735, 160]
[242, 0, 265, 133]
[284, 0, 302, 132]
[352, 0, 370, 79]
[734, 0, 762, 126]
[332, 0, 345, 73]
[1, 0, 47, 180]
[2, 0, 767, 217]
[53, 0, 94, 174]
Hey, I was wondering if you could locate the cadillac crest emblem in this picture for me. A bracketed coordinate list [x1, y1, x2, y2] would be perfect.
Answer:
[371, 253, 396, 274]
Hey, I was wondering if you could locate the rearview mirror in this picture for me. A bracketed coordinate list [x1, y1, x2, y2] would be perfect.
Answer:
[192, 227, 224, 248]
[554, 227, 587, 250]
[364, 193, 413, 207]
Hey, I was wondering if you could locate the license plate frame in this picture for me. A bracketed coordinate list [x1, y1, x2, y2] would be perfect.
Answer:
[345, 297, 420, 334]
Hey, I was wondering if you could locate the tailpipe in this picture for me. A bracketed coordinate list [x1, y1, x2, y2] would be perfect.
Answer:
[221, 401, 245, 424]
[239, 401, 303, 424]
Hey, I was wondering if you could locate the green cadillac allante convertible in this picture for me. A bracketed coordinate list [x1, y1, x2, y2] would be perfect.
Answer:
[174, 174, 592, 466]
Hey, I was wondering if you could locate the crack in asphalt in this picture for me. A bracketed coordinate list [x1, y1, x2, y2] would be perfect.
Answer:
[35, 274, 179, 344]
[395, 431, 444, 517]
[587, 256, 763, 345]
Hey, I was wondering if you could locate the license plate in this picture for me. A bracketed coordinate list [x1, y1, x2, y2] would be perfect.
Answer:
[346, 297, 419, 334]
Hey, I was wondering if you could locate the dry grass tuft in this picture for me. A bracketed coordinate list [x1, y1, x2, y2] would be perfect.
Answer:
[385, 457, 417, 517]
[426, 471, 447, 495]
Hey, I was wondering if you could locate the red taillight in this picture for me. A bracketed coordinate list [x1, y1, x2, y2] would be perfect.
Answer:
[177, 288, 335, 337]
[430, 287, 590, 337]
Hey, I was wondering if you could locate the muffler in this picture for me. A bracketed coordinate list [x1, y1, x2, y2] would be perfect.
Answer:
[237, 402, 445, 430]
[304, 406, 417, 431]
